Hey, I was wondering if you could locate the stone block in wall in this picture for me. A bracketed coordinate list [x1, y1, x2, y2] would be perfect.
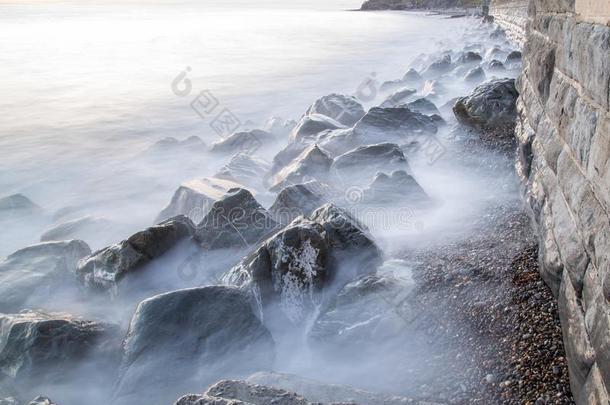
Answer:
[532, 0, 575, 13]
[566, 98, 598, 169]
[558, 271, 596, 398]
[551, 175, 590, 292]
[540, 199, 565, 295]
[586, 296, 610, 390]
[578, 363, 610, 405]
[587, 117, 610, 210]
[525, 31, 556, 103]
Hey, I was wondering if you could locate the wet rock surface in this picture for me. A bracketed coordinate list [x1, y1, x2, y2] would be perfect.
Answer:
[304, 94, 366, 127]
[194, 188, 278, 250]
[76, 216, 194, 290]
[0, 240, 91, 313]
[115, 286, 274, 405]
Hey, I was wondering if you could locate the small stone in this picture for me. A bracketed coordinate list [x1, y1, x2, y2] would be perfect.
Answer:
[485, 374, 496, 383]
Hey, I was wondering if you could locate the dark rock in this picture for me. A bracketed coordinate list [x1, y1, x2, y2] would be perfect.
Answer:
[76, 216, 194, 290]
[194, 188, 278, 250]
[464, 66, 486, 84]
[115, 286, 274, 405]
[210, 130, 275, 154]
[363, 170, 429, 204]
[156, 177, 249, 223]
[0, 241, 91, 313]
[27, 398, 57, 405]
[402, 68, 424, 86]
[332, 143, 409, 175]
[429, 114, 446, 127]
[380, 87, 417, 108]
[304, 94, 365, 126]
[505, 50, 522, 65]
[0, 310, 120, 384]
[269, 145, 333, 192]
[488, 59, 505, 71]
[223, 204, 382, 322]
[269, 182, 328, 225]
[289, 114, 345, 142]
[453, 78, 518, 133]
[401, 98, 440, 115]
[353, 107, 437, 142]
[422, 54, 453, 78]
[205, 380, 309, 405]
[457, 51, 482, 65]
[216, 154, 271, 190]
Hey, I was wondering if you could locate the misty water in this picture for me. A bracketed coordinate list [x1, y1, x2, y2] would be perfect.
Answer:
[0, 1, 522, 404]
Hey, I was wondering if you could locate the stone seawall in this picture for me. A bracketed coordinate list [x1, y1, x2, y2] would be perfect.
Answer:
[491, 0, 610, 403]
[489, 0, 530, 44]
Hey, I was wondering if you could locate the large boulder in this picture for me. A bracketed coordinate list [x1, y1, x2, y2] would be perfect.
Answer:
[0, 310, 120, 384]
[269, 145, 333, 192]
[216, 154, 271, 191]
[464, 66, 486, 84]
[194, 188, 278, 250]
[456, 51, 482, 66]
[223, 204, 382, 323]
[269, 182, 328, 225]
[363, 170, 429, 204]
[156, 177, 250, 224]
[289, 114, 346, 142]
[304, 94, 365, 126]
[351, 107, 437, 144]
[400, 98, 439, 115]
[308, 274, 413, 350]
[379, 87, 417, 108]
[331, 143, 409, 178]
[205, 380, 308, 405]
[0, 241, 91, 313]
[209, 130, 275, 155]
[453, 78, 518, 133]
[114, 286, 274, 405]
[76, 216, 194, 290]
[422, 54, 452, 78]
[0, 194, 41, 217]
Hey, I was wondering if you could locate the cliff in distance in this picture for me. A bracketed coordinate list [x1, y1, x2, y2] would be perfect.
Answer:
[360, 0, 481, 10]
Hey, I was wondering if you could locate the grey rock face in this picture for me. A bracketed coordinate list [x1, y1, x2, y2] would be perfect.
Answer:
[380, 87, 417, 108]
[210, 130, 275, 154]
[290, 114, 346, 142]
[402, 68, 424, 86]
[332, 143, 409, 175]
[488, 59, 505, 71]
[464, 66, 486, 84]
[216, 154, 271, 190]
[309, 274, 413, 350]
[422, 54, 452, 78]
[223, 204, 382, 322]
[353, 107, 437, 140]
[0, 194, 40, 216]
[304, 94, 365, 126]
[363, 170, 429, 204]
[27, 397, 57, 405]
[269, 182, 328, 225]
[156, 177, 250, 224]
[456, 51, 482, 65]
[401, 98, 439, 115]
[115, 286, 274, 405]
[453, 78, 518, 133]
[269, 145, 333, 192]
[0, 240, 91, 313]
[76, 216, 194, 290]
[0, 310, 119, 383]
[194, 188, 278, 250]
[206, 380, 309, 405]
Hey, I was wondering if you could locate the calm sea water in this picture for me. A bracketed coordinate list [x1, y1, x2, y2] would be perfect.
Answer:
[0, 0, 471, 255]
